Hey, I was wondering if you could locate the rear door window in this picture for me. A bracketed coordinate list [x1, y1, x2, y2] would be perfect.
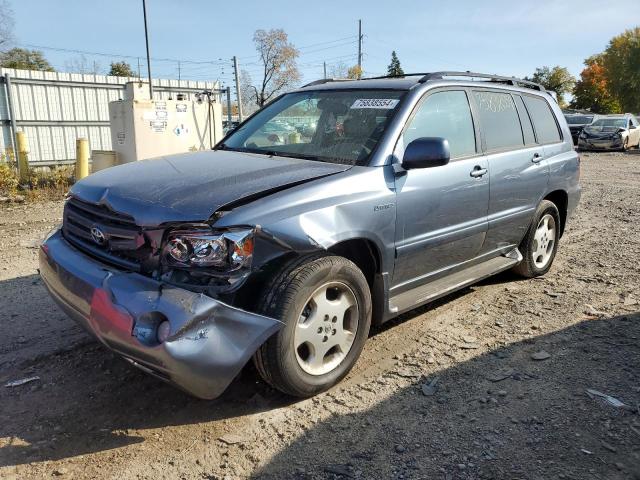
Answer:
[472, 90, 524, 151]
[403, 90, 476, 159]
[523, 95, 562, 144]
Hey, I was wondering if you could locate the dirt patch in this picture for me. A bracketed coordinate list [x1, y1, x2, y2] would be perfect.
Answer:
[0, 152, 639, 479]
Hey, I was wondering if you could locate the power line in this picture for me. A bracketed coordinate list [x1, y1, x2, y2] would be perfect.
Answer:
[20, 43, 226, 65]
[234, 34, 358, 60]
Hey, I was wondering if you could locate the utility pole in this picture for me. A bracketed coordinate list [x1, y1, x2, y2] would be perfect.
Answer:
[137, 57, 141, 80]
[233, 56, 243, 121]
[226, 87, 232, 126]
[142, 0, 153, 99]
[177, 61, 181, 83]
[357, 19, 363, 73]
[323, 61, 327, 79]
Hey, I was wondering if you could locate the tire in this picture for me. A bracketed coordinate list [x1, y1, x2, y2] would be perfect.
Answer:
[253, 255, 372, 397]
[512, 200, 561, 278]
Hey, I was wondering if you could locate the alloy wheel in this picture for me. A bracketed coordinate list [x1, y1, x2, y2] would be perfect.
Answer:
[532, 213, 556, 269]
[293, 282, 359, 376]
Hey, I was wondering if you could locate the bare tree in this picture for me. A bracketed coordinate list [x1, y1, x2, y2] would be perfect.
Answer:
[239, 69, 259, 116]
[64, 54, 101, 74]
[328, 61, 349, 78]
[248, 29, 300, 108]
[0, 0, 14, 49]
[327, 61, 361, 79]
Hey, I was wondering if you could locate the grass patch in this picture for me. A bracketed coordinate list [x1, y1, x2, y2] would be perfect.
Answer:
[0, 160, 74, 202]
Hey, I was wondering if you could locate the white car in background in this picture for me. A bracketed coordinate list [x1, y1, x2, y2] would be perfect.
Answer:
[578, 114, 640, 151]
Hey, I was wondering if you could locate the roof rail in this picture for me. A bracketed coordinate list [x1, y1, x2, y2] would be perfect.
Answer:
[361, 73, 432, 81]
[302, 73, 432, 87]
[301, 78, 356, 88]
[419, 71, 545, 91]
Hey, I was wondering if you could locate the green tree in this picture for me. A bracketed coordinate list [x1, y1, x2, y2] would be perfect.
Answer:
[387, 51, 404, 77]
[0, 48, 54, 71]
[527, 66, 575, 107]
[602, 27, 640, 112]
[571, 54, 621, 114]
[109, 61, 134, 77]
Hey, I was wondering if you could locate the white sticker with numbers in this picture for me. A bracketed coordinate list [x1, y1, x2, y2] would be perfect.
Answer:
[350, 98, 400, 109]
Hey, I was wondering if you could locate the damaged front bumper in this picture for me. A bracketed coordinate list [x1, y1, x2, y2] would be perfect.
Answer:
[39, 229, 283, 399]
[578, 137, 623, 150]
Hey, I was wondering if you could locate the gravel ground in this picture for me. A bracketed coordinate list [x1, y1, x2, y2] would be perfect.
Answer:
[0, 151, 639, 480]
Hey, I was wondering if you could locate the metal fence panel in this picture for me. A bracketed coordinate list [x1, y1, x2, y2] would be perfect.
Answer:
[0, 67, 220, 165]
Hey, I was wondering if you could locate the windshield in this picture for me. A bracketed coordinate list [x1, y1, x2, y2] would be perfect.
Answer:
[565, 115, 593, 125]
[588, 118, 628, 129]
[220, 90, 406, 165]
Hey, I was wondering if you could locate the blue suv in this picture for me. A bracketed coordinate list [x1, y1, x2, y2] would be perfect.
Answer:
[39, 72, 581, 399]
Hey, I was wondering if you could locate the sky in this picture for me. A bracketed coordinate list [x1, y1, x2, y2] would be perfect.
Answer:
[10, 0, 640, 90]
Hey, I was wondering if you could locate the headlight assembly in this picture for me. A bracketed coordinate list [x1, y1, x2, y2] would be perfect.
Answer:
[164, 227, 254, 271]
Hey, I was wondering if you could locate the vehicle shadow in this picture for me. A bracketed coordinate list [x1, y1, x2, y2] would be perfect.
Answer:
[252, 312, 640, 479]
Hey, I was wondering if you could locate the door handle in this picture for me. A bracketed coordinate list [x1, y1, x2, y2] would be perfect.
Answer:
[532, 152, 543, 163]
[470, 166, 488, 178]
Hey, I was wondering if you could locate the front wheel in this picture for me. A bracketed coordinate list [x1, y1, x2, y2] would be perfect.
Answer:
[253, 255, 372, 397]
[512, 200, 561, 278]
[622, 137, 629, 152]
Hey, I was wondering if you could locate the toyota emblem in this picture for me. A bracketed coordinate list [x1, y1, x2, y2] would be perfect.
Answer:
[90, 226, 107, 246]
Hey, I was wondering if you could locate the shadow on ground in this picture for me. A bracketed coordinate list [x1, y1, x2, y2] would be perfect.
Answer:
[253, 313, 640, 479]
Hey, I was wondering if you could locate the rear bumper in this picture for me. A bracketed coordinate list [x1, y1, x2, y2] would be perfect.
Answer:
[39, 229, 283, 399]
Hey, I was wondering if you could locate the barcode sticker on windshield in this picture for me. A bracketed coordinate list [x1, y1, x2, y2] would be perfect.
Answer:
[351, 99, 400, 109]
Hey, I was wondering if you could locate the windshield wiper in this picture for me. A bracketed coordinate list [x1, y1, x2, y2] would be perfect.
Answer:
[260, 150, 324, 162]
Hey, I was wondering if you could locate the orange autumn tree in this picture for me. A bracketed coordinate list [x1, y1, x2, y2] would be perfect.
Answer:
[571, 54, 621, 114]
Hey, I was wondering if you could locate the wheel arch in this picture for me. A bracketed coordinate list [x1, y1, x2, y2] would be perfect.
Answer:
[327, 238, 381, 288]
[544, 189, 568, 237]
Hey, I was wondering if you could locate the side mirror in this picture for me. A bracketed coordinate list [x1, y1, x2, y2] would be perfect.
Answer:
[402, 137, 450, 170]
[629, 125, 636, 130]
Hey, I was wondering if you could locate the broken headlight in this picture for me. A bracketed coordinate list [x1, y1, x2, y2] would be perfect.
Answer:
[163, 228, 254, 271]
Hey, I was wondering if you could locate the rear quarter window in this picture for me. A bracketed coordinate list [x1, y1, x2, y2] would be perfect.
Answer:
[513, 95, 536, 146]
[523, 95, 562, 144]
[472, 90, 524, 151]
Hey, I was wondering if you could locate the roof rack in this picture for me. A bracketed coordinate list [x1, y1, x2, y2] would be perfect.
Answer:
[418, 71, 545, 91]
[301, 71, 546, 92]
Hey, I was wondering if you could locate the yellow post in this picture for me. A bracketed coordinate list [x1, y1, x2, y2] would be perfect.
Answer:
[16, 131, 29, 183]
[288, 131, 301, 144]
[75, 138, 89, 180]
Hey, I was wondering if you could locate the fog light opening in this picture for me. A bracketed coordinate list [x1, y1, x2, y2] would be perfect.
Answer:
[157, 320, 171, 343]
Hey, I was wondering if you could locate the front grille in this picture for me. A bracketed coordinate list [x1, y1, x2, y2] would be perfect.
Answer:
[62, 197, 151, 271]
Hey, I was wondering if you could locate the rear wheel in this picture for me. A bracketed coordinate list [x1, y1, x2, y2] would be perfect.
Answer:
[253, 255, 372, 397]
[512, 200, 561, 278]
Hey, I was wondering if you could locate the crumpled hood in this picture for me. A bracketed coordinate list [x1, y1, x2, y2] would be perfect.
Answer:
[70, 150, 350, 226]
